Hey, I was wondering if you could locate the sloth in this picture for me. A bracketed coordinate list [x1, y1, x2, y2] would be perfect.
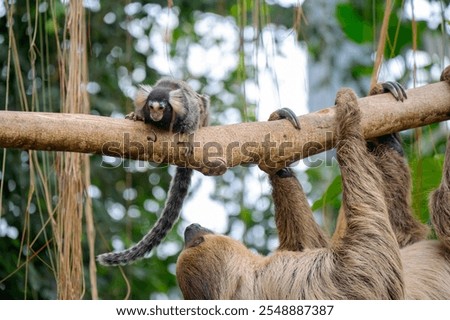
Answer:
[98, 79, 214, 266]
[177, 87, 405, 299]
[176, 66, 450, 299]
[332, 68, 450, 299]
[332, 82, 428, 247]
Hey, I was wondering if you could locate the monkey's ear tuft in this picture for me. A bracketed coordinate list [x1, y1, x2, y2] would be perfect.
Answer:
[134, 85, 152, 109]
[199, 93, 210, 106]
[169, 89, 186, 116]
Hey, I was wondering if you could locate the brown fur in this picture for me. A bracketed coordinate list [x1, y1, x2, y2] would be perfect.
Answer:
[269, 123, 450, 299]
[176, 67, 450, 300]
[334, 82, 429, 247]
[270, 170, 330, 251]
[401, 66, 450, 299]
[176, 88, 404, 299]
[430, 65, 450, 251]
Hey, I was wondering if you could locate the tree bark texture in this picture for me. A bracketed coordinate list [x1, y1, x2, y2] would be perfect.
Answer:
[1, 80, 450, 174]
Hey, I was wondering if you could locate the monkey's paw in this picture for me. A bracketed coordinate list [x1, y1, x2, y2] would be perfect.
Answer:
[125, 111, 144, 122]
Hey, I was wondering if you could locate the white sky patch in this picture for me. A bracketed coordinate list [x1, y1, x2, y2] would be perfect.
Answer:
[405, 49, 432, 70]
[179, 22, 308, 234]
[0, 1, 6, 18]
[378, 56, 406, 82]
[404, 0, 433, 21]
[83, 0, 100, 12]
[156, 7, 179, 30]
[124, 2, 142, 16]
[182, 173, 228, 234]
[243, 166, 271, 208]
[0, 218, 19, 239]
[404, 0, 448, 30]
[187, 13, 239, 80]
[266, 0, 305, 8]
[253, 29, 309, 121]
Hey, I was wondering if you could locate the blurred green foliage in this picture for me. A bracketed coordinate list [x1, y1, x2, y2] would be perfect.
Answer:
[0, 0, 449, 299]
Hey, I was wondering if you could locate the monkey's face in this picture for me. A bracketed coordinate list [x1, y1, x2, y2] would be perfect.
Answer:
[176, 223, 254, 299]
[138, 87, 174, 128]
[145, 99, 169, 122]
[143, 87, 173, 124]
[134, 83, 187, 131]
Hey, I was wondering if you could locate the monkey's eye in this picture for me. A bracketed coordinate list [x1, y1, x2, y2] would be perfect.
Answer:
[159, 100, 168, 109]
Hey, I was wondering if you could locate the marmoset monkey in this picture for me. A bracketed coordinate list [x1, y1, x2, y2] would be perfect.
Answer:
[98, 79, 210, 266]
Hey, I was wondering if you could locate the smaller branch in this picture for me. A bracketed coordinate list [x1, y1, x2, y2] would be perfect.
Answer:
[0, 80, 449, 174]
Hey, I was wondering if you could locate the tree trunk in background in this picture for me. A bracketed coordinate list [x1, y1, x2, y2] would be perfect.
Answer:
[55, 0, 97, 300]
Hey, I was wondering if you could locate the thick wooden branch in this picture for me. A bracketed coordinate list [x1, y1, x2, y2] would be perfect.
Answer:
[1, 80, 449, 174]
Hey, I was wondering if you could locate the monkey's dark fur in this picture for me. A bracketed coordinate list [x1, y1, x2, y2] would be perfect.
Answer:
[129, 79, 209, 131]
[97, 79, 209, 266]
[176, 67, 450, 299]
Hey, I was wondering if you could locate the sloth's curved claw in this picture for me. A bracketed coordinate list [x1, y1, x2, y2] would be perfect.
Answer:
[381, 81, 407, 102]
[268, 108, 300, 130]
[275, 167, 295, 178]
[368, 81, 406, 156]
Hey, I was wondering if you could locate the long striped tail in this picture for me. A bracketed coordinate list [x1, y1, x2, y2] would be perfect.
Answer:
[97, 167, 193, 266]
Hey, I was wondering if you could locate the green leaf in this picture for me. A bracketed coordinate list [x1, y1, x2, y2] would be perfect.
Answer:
[410, 153, 444, 222]
[385, 17, 427, 57]
[336, 3, 373, 43]
[351, 64, 374, 78]
[311, 175, 342, 211]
